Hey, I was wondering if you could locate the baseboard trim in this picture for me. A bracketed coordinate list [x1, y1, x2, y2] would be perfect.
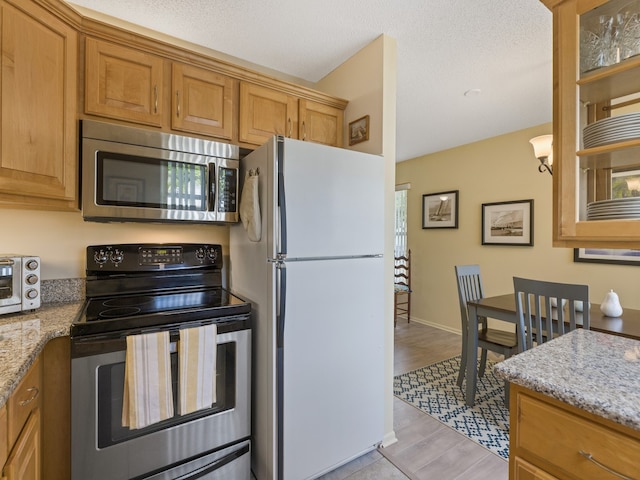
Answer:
[380, 430, 398, 448]
[404, 317, 461, 336]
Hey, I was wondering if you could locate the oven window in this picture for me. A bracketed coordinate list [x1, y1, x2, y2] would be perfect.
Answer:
[96, 341, 236, 448]
[96, 152, 207, 210]
[0, 264, 14, 300]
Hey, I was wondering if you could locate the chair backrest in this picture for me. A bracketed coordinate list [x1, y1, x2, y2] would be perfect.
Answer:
[454, 265, 484, 329]
[513, 277, 590, 351]
[394, 250, 411, 290]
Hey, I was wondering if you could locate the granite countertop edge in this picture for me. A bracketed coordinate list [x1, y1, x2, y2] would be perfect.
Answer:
[494, 329, 640, 432]
[0, 301, 82, 408]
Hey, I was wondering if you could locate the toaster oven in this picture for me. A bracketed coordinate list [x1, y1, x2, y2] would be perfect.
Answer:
[0, 255, 41, 315]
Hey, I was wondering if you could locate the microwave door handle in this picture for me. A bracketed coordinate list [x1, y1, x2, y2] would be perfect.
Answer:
[209, 163, 217, 212]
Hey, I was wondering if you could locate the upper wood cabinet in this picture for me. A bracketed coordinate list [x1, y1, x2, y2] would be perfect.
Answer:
[299, 99, 343, 147]
[545, 0, 640, 247]
[239, 82, 298, 144]
[239, 82, 345, 147]
[85, 37, 164, 127]
[0, 0, 77, 211]
[171, 63, 236, 140]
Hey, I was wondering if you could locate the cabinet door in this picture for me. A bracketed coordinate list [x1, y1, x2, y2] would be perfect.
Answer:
[85, 37, 163, 126]
[0, 405, 7, 469]
[0, 0, 77, 209]
[171, 63, 235, 140]
[239, 82, 298, 145]
[2, 410, 40, 480]
[299, 99, 343, 147]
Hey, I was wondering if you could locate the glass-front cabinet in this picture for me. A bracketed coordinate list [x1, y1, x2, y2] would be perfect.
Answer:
[543, 0, 640, 247]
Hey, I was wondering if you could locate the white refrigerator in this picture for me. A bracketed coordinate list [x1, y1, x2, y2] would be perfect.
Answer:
[230, 136, 385, 480]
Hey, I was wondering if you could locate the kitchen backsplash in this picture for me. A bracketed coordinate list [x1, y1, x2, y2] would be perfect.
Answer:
[41, 278, 85, 304]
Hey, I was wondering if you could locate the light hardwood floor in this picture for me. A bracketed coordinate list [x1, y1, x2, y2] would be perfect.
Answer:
[319, 321, 508, 480]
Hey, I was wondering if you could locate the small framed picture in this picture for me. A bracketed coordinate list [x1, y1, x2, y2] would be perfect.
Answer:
[348, 115, 370, 146]
[482, 199, 533, 246]
[574, 248, 640, 266]
[422, 190, 459, 229]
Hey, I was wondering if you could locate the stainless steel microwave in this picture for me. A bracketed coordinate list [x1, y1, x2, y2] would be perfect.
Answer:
[81, 120, 240, 224]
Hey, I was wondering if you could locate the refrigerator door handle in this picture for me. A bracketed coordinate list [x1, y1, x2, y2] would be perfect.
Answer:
[276, 136, 287, 256]
[276, 262, 286, 480]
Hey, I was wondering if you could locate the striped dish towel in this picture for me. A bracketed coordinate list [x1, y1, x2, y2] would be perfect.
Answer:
[179, 324, 217, 415]
[122, 331, 174, 429]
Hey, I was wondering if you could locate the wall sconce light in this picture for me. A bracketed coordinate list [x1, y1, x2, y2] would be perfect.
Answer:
[529, 134, 553, 175]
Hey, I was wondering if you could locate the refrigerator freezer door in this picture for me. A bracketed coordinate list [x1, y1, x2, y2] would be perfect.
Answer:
[280, 256, 384, 480]
[280, 138, 384, 259]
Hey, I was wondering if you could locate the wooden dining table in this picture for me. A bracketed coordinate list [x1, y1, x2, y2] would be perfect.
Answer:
[464, 293, 640, 407]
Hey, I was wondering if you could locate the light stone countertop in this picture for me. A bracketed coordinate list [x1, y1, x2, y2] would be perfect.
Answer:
[494, 329, 640, 431]
[0, 301, 82, 408]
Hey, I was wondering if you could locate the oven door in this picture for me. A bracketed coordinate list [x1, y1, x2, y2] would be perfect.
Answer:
[71, 318, 250, 480]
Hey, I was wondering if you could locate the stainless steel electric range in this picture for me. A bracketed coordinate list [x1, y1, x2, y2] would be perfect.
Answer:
[71, 243, 251, 480]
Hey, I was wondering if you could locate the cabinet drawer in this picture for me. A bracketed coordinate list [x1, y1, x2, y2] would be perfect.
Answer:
[7, 358, 41, 448]
[513, 456, 558, 480]
[515, 391, 640, 479]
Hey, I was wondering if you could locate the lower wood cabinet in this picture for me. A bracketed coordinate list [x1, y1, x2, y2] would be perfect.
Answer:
[2, 356, 41, 480]
[510, 384, 640, 480]
[0, 337, 69, 480]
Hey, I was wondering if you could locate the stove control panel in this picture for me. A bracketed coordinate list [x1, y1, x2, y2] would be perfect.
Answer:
[86, 243, 223, 272]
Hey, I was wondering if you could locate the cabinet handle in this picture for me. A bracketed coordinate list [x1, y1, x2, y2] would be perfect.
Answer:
[579, 451, 633, 480]
[18, 386, 39, 407]
[176, 91, 180, 117]
[154, 85, 158, 113]
[302, 121, 306, 141]
[288, 118, 292, 138]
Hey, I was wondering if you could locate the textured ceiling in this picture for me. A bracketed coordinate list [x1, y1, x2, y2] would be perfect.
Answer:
[68, 0, 553, 162]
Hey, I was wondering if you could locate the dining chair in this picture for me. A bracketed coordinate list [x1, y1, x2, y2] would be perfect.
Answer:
[454, 265, 518, 389]
[513, 277, 590, 351]
[394, 250, 412, 327]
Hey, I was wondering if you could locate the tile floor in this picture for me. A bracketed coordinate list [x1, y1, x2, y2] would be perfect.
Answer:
[317, 321, 509, 480]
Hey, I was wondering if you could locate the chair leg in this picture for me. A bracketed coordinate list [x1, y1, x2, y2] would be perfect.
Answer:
[407, 293, 411, 323]
[457, 327, 467, 388]
[478, 349, 488, 378]
[394, 293, 398, 327]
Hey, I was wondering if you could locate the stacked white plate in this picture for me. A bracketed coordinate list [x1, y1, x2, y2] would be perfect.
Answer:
[587, 197, 640, 220]
[583, 112, 640, 149]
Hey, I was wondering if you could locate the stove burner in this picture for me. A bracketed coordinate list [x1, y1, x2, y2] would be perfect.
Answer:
[99, 307, 142, 319]
[103, 296, 155, 308]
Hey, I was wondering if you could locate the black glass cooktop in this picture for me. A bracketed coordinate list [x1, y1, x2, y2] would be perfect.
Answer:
[72, 288, 251, 337]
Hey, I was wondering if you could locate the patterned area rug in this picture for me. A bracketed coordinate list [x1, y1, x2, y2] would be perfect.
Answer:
[394, 356, 510, 459]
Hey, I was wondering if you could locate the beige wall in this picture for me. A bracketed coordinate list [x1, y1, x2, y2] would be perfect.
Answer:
[396, 122, 640, 335]
[318, 34, 398, 447]
[1, 209, 229, 280]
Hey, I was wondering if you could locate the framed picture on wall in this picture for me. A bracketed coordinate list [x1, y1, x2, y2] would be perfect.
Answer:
[422, 190, 459, 229]
[481, 199, 533, 246]
[348, 115, 370, 146]
[574, 248, 640, 266]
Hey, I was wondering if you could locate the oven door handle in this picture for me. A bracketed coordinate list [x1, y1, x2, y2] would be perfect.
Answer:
[172, 442, 250, 480]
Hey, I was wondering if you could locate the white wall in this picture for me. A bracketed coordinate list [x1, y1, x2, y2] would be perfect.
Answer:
[318, 34, 398, 448]
[1, 208, 229, 279]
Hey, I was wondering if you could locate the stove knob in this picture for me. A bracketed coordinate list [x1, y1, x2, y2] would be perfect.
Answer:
[25, 259, 39, 271]
[25, 288, 38, 300]
[94, 250, 108, 265]
[25, 274, 39, 285]
[195, 248, 205, 260]
[207, 248, 218, 261]
[110, 249, 124, 265]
